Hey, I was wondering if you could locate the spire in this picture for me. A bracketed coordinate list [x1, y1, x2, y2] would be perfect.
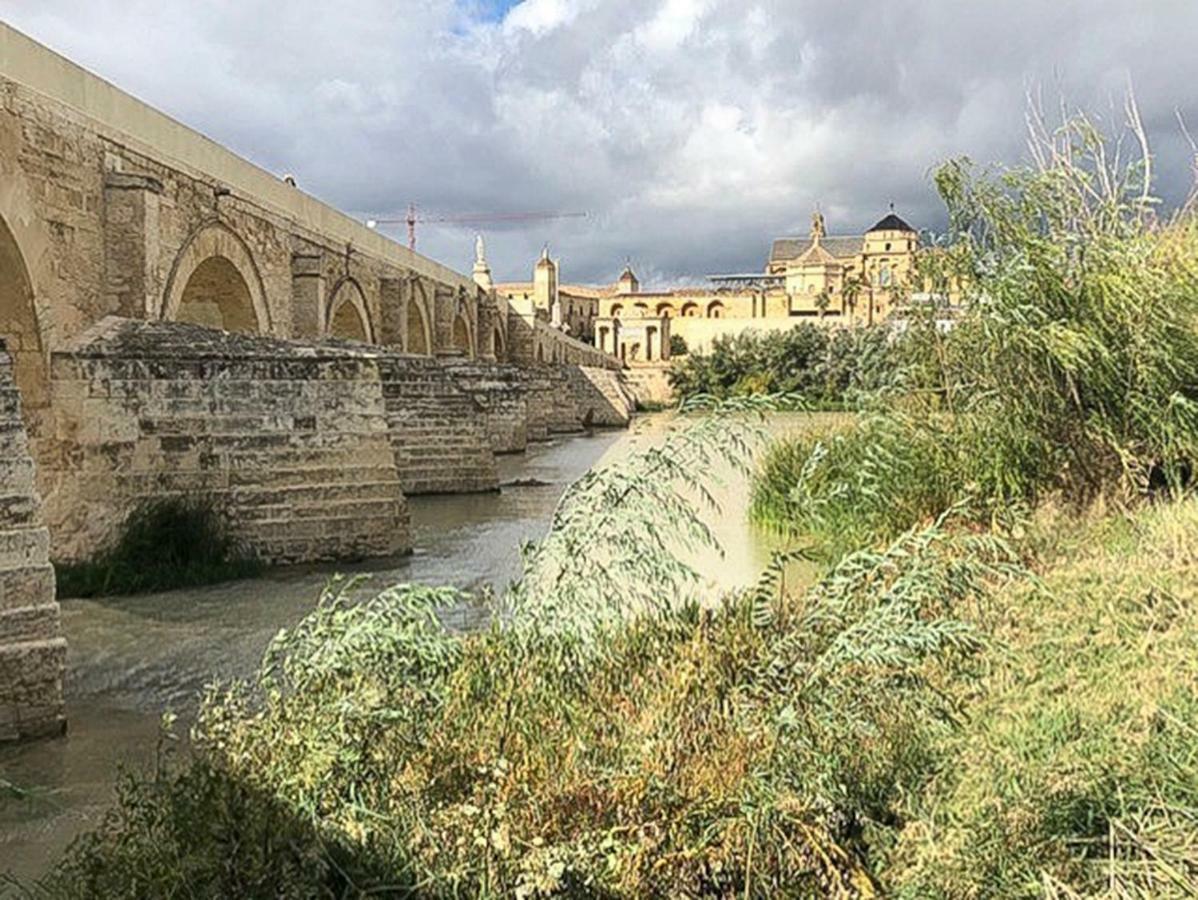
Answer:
[810, 206, 826, 244]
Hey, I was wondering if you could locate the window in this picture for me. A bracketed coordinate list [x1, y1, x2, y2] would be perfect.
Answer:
[885, 242, 892, 251]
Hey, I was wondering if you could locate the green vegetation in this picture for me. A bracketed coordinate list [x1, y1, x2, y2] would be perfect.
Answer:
[668, 332, 688, 357]
[56, 497, 263, 598]
[667, 323, 898, 408]
[19, 105, 1198, 897]
[752, 106, 1198, 549]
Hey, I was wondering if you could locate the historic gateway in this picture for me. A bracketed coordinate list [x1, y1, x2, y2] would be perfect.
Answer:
[0, 22, 633, 742]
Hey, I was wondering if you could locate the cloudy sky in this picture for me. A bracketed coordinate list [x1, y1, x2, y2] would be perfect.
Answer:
[3, 1, 1197, 285]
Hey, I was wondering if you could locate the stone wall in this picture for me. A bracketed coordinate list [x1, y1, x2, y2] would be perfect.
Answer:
[623, 365, 676, 408]
[565, 366, 637, 427]
[0, 339, 65, 742]
[443, 360, 530, 454]
[42, 318, 410, 565]
[377, 356, 499, 494]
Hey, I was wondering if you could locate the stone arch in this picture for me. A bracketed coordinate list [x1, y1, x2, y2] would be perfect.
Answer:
[634, 302, 649, 316]
[646, 325, 658, 361]
[492, 324, 506, 361]
[405, 283, 432, 355]
[610, 304, 623, 318]
[162, 222, 271, 334]
[0, 214, 47, 421]
[681, 302, 699, 317]
[326, 278, 373, 343]
[655, 302, 674, 317]
[707, 300, 726, 319]
[452, 314, 473, 356]
[0, 146, 56, 428]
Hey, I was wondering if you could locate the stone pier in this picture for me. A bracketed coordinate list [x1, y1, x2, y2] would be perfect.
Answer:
[0, 339, 66, 742]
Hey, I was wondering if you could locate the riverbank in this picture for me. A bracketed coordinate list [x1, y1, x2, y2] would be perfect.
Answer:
[0, 413, 815, 883]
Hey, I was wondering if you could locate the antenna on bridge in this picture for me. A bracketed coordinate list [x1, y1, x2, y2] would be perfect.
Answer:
[366, 204, 589, 251]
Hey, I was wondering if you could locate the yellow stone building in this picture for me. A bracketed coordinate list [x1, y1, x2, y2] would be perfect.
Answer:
[497, 208, 921, 363]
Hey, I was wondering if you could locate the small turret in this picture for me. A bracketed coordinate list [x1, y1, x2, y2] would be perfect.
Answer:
[533, 244, 559, 313]
[617, 262, 639, 295]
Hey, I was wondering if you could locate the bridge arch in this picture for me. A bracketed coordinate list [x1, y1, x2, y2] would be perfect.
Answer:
[0, 152, 55, 426]
[492, 324, 506, 361]
[162, 222, 270, 334]
[405, 283, 432, 355]
[326, 278, 373, 343]
[452, 313, 473, 356]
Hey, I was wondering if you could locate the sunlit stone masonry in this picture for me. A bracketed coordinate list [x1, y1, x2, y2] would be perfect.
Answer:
[0, 339, 66, 742]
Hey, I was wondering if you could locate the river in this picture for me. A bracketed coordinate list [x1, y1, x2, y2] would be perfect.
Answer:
[0, 413, 817, 882]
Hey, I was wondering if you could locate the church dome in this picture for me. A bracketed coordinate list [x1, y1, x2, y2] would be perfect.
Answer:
[868, 211, 915, 233]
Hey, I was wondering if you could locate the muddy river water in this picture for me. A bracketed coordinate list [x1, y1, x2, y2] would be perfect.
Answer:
[0, 413, 819, 881]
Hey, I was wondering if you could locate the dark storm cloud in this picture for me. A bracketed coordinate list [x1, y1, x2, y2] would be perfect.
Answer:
[3, 0, 1197, 285]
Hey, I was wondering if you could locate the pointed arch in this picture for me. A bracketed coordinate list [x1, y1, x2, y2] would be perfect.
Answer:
[492, 324, 506, 361]
[452, 313, 473, 356]
[162, 222, 271, 334]
[326, 277, 373, 343]
[405, 284, 431, 355]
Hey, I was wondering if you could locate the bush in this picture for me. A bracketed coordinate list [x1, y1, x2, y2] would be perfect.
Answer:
[884, 500, 1198, 898]
[752, 104, 1198, 548]
[668, 324, 899, 408]
[668, 333, 688, 356]
[28, 401, 1020, 898]
[56, 497, 263, 598]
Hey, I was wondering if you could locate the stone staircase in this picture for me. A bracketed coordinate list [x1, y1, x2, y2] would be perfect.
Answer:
[378, 356, 499, 494]
[0, 339, 66, 742]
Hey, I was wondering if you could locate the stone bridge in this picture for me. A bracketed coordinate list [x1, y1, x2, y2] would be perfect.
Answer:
[0, 23, 631, 741]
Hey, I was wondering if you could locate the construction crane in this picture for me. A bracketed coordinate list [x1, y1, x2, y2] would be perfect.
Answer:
[365, 203, 588, 250]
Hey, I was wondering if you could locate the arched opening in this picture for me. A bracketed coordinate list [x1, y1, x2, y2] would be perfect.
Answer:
[452, 314, 472, 355]
[177, 256, 259, 333]
[634, 303, 649, 316]
[681, 302, 699, 318]
[330, 301, 369, 341]
[327, 280, 372, 343]
[646, 326, 657, 361]
[163, 224, 269, 334]
[536, 343, 545, 363]
[706, 301, 725, 319]
[629, 342, 641, 361]
[598, 326, 610, 353]
[610, 304, 623, 319]
[406, 298, 430, 355]
[0, 214, 45, 422]
[656, 303, 674, 317]
[492, 325, 506, 361]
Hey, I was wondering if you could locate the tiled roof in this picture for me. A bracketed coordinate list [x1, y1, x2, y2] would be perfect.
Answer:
[868, 212, 916, 233]
[770, 235, 863, 263]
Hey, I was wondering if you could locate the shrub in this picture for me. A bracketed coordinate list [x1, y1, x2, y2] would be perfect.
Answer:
[29, 400, 1021, 898]
[752, 101, 1198, 548]
[56, 497, 263, 598]
[668, 333, 688, 356]
[668, 324, 899, 408]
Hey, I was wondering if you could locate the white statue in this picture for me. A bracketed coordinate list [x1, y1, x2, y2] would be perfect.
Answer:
[475, 233, 486, 265]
